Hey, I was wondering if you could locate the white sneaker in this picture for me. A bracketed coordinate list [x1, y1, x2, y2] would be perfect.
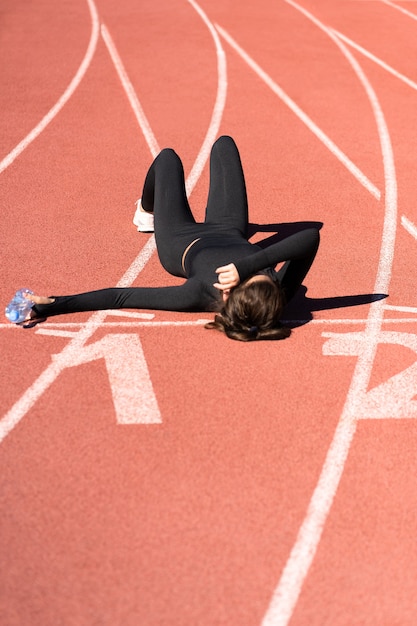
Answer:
[133, 198, 154, 232]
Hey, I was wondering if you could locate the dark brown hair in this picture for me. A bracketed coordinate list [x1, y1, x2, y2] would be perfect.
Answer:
[205, 278, 291, 342]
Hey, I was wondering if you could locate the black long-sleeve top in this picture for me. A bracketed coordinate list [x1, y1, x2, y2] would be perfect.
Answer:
[33, 229, 318, 318]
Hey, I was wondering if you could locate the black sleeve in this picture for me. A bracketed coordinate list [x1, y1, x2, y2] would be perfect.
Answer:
[234, 228, 320, 302]
[32, 281, 207, 318]
[234, 229, 320, 281]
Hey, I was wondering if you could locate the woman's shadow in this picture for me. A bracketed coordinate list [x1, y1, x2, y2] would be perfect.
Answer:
[248, 221, 387, 326]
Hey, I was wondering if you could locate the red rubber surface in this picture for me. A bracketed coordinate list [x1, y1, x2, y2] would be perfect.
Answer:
[2, 1, 417, 624]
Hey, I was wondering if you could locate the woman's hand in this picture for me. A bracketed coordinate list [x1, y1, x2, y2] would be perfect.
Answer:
[25, 294, 55, 306]
[213, 263, 240, 291]
[17, 294, 55, 328]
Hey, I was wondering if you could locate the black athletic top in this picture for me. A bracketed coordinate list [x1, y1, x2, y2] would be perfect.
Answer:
[33, 229, 318, 318]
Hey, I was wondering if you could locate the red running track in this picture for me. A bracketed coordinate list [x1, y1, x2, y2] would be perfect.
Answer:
[2, 0, 417, 624]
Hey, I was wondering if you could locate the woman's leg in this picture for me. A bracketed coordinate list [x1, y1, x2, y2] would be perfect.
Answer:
[141, 148, 197, 276]
[204, 136, 249, 237]
[141, 148, 194, 222]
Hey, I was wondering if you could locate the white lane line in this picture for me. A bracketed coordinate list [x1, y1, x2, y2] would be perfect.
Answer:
[0, 3, 226, 441]
[401, 215, 417, 239]
[215, 24, 381, 200]
[380, 0, 417, 20]
[0, 226, 156, 440]
[101, 0, 227, 291]
[260, 2, 398, 625]
[101, 24, 161, 158]
[0, 319, 211, 331]
[185, 0, 228, 196]
[106, 310, 155, 319]
[333, 30, 417, 92]
[34, 330, 80, 338]
[0, 0, 100, 175]
[101, 0, 228, 191]
[2, 316, 417, 332]
[384, 305, 417, 313]
[36, 319, 211, 337]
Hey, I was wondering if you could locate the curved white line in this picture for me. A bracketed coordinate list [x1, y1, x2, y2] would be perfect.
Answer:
[333, 29, 417, 92]
[215, 23, 381, 200]
[0, 2, 227, 441]
[100, 24, 161, 158]
[5, 317, 417, 332]
[185, 0, 228, 196]
[401, 215, 417, 240]
[0, 0, 100, 175]
[380, 0, 417, 21]
[101, 2, 227, 288]
[101, 0, 228, 188]
[261, 2, 398, 625]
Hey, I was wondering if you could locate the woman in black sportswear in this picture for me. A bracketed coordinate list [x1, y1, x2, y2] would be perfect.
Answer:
[24, 136, 319, 341]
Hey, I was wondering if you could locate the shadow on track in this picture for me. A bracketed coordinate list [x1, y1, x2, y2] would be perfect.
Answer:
[248, 221, 387, 327]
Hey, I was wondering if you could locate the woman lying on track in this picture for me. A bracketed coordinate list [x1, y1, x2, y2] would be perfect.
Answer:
[22, 135, 319, 342]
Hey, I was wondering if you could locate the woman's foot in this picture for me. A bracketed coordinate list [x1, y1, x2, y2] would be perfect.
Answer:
[133, 198, 154, 233]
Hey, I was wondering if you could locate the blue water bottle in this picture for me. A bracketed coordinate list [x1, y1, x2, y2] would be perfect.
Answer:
[5, 289, 34, 324]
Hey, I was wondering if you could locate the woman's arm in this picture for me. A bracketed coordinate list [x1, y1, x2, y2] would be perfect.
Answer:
[214, 229, 320, 301]
[234, 229, 319, 281]
[29, 282, 206, 320]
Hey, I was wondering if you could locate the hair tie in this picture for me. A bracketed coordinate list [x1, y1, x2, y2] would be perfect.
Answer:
[249, 325, 258, 336]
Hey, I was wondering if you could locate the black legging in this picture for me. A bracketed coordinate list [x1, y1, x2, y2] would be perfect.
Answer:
[141, 135, 249, 277]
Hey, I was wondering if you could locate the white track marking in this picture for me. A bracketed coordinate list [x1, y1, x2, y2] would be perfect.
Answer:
[0, 319, 212, 331]
[260, 2, 398, 625]
[35, 329, 80, 338]
[105, 310, 155, 319]
[384, 305, 417, 313]
[51, 333, 161, 424]
[215, 24, 381, 200]
[185, 0, 227, 195]
[114, 235, 158, 291]
[3, 316, 417, 333]
[323, 330, 417, 419]
[97, 334, 161, 424]
[100, 24, 161, 158]
[333, 30, 417, 91]
[401, 215, 417, 239]
[101, 0, 227, 287]
[0, 2, 226, 439]
[34, 319, 212, 335]
[101, 0, 228, 193]
[0, 0, 99, 174]
[380, 0, 417, 20]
